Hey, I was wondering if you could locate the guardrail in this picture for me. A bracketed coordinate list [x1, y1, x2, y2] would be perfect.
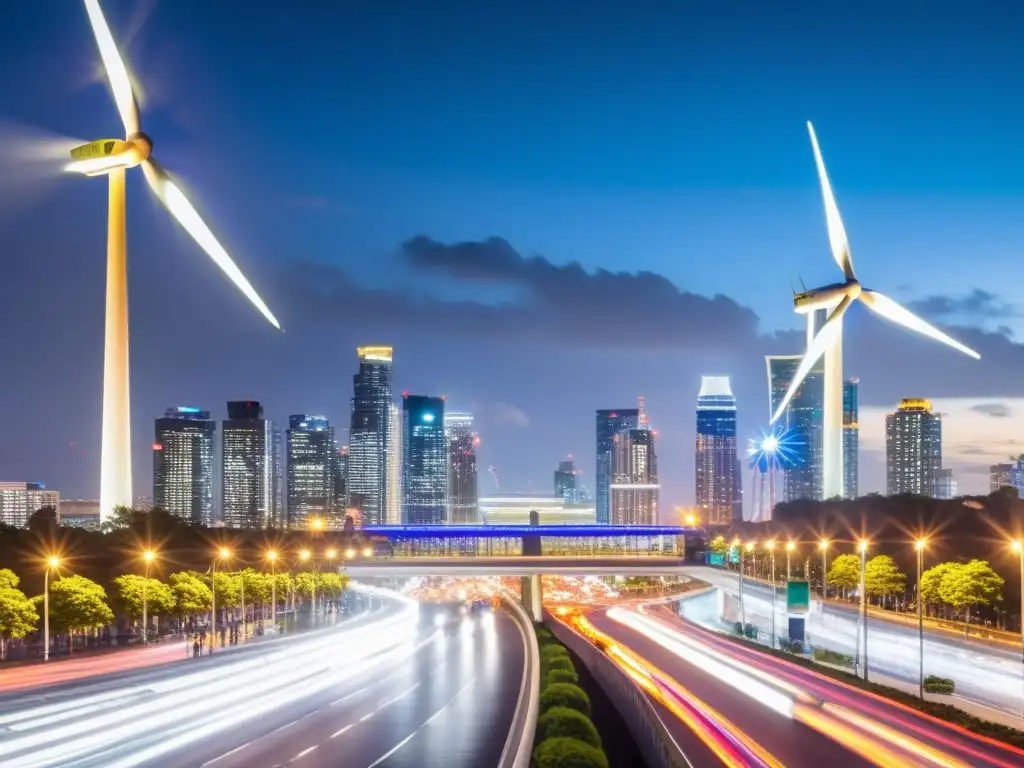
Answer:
[545, 612, 692, 768]
[498, 589, 540, 768]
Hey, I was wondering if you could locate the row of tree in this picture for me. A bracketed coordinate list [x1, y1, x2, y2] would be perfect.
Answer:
[0, 567, 348, 660]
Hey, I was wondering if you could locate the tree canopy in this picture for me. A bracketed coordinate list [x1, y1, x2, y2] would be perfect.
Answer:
[920, 562, 960, 604]
[864, 555, 906, 598]
[38, 575, 114, 634]
[0, 573, 39, 657]
[938, 560, 1004, 612]
[113, 575, 175, 620]
[169, 571, 212, 617]
[827, 554, 861, 591]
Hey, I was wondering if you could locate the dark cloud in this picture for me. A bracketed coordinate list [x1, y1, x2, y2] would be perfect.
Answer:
[908, 289, 1016, 320]
[970, 402, 1012, 418]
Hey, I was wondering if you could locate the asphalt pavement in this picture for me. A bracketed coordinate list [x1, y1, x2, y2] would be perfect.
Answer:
[0, 590, 526, 768]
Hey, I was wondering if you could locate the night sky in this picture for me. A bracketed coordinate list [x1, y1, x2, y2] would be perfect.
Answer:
[3, 0, 1024, 511]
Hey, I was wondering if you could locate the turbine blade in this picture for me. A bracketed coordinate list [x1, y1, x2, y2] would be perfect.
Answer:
[142, 159, 281, 330]
[807, 121, 855, 281]
[860, 290, 980, 360]
[770, 295, 853, 424]
[84, 0, 140, 135]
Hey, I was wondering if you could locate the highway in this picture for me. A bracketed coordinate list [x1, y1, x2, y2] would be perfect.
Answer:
[683, 566, 1024, 716]
[583, 603, 1024, 767]
[344, 555, 689, 576]
[0, 587, 525, 768]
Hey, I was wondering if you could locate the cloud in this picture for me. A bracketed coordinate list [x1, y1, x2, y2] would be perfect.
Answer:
[481, 402, 530, 428]
[908, 289, 1016, 321]
[971, 402, 1012, 418]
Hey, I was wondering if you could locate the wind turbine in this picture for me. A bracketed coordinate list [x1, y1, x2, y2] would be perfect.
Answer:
[67, 0, 281, 521]
[770, 121, 979, 499]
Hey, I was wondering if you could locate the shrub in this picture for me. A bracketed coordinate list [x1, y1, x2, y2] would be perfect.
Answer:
[924, 676, 955, 694]
[537, 707, 601, 748]
[533, 737, 609, 768]
[547, 668, 579, 686]
[542, 644, 570, 659]
[547, 656, 575, 674]
[540, 683, 591, 718]
[812, 647, 855, 668]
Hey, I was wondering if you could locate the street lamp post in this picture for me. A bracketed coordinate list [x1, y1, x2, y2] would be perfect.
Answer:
[819, 540, 830, 606]
[267, 550, 278, 634]
[766, 540, 777, 649]
[300, 549, 313, 623]
[744, 541, 755, 638]
[732, 538, 744, 633]
[857, 540, 869, 681]
[43, 556, 60, 661]
[142, 550, 155, 644]
[915, 538, 927, 698]
[211, 547, 230, 653]
[325, 548, 337, 615]
[1012, 540, 1024, 717]
[786, 541, 795, 582]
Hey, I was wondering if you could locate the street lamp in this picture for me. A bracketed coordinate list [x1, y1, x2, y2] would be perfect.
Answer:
[345, 548, 356, 559]
[141, 549, 156, 644]
[684, 513, 696, 527]
[43, 555, 60, 662]
[211, 547, 231, 653]
[731, 537, 744, 634]
[857, 539, 869, 680]
[267, 550, 278, 635]
[785, 541, 795, 581]
[915, 538, 927, 698]
[766, 540, 777, 649]
[362, 547, 373, 558]
[310, 517, 324, 532]
[1012, 540, 1024, 716]
[819, 540, 830, 604]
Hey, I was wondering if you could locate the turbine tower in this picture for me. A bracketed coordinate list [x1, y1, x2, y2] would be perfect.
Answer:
[770, 122, 979, 499]
[68, 0, 280, 520]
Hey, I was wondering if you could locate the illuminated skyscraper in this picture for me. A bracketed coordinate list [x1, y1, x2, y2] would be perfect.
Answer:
[0, 482, 59, 528]
[286, 415, 334, 529]
[332, 445, 348, 514]
[554, 457, 580, 503]
[402, 395, 447, 524]
[695, 377, 741, 526]
[445, 412, 479, 524]
[386, 402, 402, 525]
[767, 354, 824, 501]
[842, 378, 859, 499]
[886, 399, 942, 497]
[991, 462, 1014, 493]
[595, 409, 639, 525]
[611, 398, 658, 525]
[348, 346, 394, 525]
[271, 427, 285, 528]
[221, 401, 273, 529]
[153, 406, 215, 526]
[935, 468, 957, 499]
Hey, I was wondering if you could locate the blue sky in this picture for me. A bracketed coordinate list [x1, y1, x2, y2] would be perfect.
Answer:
[2, 0, 1024, 508]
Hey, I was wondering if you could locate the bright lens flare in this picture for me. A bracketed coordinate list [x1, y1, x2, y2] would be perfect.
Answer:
[83, 0, 139, 135]
[143, 162, 280, 329]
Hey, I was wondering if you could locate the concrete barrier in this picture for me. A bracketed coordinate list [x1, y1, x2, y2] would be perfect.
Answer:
[544, 613, 692, 768]
[498, 590, 540, 768]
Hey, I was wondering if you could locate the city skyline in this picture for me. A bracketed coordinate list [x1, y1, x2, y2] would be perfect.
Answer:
[5, 2, 1024, 507]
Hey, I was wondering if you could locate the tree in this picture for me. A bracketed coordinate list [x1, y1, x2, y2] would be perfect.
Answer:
[864, 555, 906, 604]
[319, 572, 348, 600]
[239, 569, 271, 606]
[37, 575, 114, 652]
[211, 571, 241, 610]
[708, 536, 728, 554]
[169, 571, 212, 620]
[827, 554, 861, 594]
[0, 571, 38, 660]
[294, 571, 318, 601]
[939, 559, 1004, 630]
[113, 575, 175, 621]
[920, 562, 960, 607]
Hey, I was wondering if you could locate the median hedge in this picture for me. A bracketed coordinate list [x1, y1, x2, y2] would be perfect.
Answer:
[534, 626, 610, 768]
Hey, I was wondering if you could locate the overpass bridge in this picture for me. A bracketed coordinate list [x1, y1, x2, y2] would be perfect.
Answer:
[342, 555, 690, 577]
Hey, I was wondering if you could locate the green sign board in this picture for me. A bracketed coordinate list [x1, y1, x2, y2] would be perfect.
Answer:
[786, 580, 810, 614]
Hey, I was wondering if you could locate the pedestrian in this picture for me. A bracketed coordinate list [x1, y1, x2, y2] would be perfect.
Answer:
[192, 638, 200, 658]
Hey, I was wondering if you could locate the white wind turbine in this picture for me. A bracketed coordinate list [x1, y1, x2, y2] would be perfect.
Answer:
[66, 0, 281, 521]
[770, 121, 979, 499]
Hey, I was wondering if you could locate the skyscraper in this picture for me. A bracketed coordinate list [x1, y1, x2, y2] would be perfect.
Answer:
[767, 355, 824, 502]
[271, 427, 285, 528]
[332, 445, 348, 515]
[991, 462, 1015, 493]
[348, 346, 394, 525]
[610, 400, 659, 525]
[842, 378, 859, 499]
[445, 412, 479, 524]
[886, 399, 942, 497]
[595, 409, 639, 525]
[386, 402, 402, 525]
[554, 457, 580, 504]
[935, 468, 957, 500]
[221, 401, 273, 529]
[153, 406, 215, 526]
[286, 415, 334, 529]
[694, 377, 741, 526]
[402, 394, 447, 524]
[0, 482, 60, 528]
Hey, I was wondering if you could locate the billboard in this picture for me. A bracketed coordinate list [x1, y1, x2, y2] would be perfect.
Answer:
[786, 580, 810, 614]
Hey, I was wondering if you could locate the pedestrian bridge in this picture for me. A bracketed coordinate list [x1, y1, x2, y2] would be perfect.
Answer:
[343, 555, 690, 577]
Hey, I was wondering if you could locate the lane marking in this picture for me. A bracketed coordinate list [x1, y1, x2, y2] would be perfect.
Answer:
[290, 745, 318, 762]
[201, 739, 253, 766]
[330, 724, 353, 739]
[363, 677, 476, 768]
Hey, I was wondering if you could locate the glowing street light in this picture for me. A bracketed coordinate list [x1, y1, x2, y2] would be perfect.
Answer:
[299, 549, 311, 562]
[141, 549, 156, 644]
[345, 548, 356, 559]
[785, 540, 796, 581]
[210, 547, 232, 653]
[914, 538, 928, 698]
[362, 547, 373, 559]
[43, 555, 61, 662]
[310, 517, 324, 532]
[819, 540, 830, 602]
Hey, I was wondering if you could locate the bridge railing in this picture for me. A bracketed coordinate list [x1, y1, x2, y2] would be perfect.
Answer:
[498, 589, 540, 768]
[544, 611, 692, 768]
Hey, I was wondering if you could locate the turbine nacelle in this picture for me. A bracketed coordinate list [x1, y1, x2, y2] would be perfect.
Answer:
[66, 133, 152, 176]
[793, 280, 860, 313]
